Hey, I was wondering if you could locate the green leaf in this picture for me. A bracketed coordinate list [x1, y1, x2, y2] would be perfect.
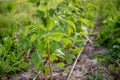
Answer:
[79, 31, 84, 36]
[50, 54, 58, 61]
[57, 62, 65, 68]
[63, 68, 70, 73]
[48, 8, 55, 17]
[31, 33, 37, 43]
[79, 17, 89, 26]
[62, 38, 71, 45]
[67, 27, 74, 35]
[47, 19, 55, 31]
[41, 51, 47, 57]
[74, 47, 81, 54]
[3, 37, 12, 49]
[50, 42, 63, 53]
[50, 32, 64, 41]
[65, 54, 75, 64]
[36, 39, 46, 50]
[36, 10, 45, 17]
[44, 66, 50, 74]
[32, 51, 42, 68]
[55, 49, 65, 56]
[68, 20, 76, 32]
[59, 17, 76, 31]
[38, 28, 47, 37]
[0, 44, 6, 54]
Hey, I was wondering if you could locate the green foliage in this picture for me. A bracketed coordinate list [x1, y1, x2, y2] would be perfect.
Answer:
[32, 51, 44, 69]
[0, 2, 16, 14]
[0, 1, 16, 37]
[19, 0, 98, 77]
[0, 37, 28, 77]
[98, 0, 119, 19]
[97, 16, 120, 48]
[97, 3, 120, 79]
[57, 62, 65, 68]
[0, 1, 36, 77]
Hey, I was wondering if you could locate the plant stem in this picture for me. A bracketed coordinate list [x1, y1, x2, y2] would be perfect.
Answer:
[47, 37, 52, 80]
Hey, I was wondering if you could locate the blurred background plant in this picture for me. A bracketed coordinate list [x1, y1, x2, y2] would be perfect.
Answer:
[96, 0, 120, 79]
[0, 0, 36, 77]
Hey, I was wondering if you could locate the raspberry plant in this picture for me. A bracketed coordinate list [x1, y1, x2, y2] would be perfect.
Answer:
[19, 0, 99, 79]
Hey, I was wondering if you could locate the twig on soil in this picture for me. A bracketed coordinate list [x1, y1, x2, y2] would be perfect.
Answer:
[67, 26, 96, 80]
[33, 71, 41, 80]
[67, 39, 88, 80]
